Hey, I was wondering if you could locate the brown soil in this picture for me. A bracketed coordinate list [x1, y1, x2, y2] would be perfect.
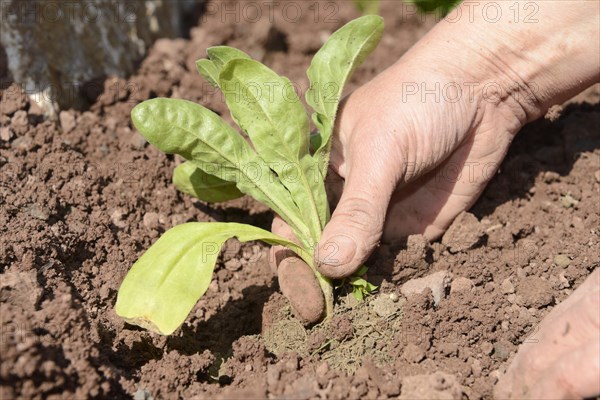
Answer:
[1, 1, 599, 399]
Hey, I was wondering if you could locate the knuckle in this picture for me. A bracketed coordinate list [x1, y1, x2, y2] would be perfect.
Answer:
[332, 195, 384, 237]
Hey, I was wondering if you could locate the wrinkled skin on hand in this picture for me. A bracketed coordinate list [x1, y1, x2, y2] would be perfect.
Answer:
[271, 1, 599, 396]
[270, 43, 525, 321]
[495, 269, 600, 399]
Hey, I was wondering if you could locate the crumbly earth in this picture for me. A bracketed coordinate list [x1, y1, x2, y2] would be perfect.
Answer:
[1, 1, 599, 399]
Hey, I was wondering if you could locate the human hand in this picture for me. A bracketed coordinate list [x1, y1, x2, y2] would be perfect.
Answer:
[270, 1, 599, 324]
[269, 35, 525, 322]
[494, 269, 600, 399]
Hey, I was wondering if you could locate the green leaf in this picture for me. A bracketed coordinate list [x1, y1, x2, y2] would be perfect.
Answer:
[220, 59, 310, 160]
[220, 59, 329, 237]
[207, 46, 252, 70]
[196, 47, 252, 88]
[355, 265, 368, 276]
[306, 15, 384, 176]
[352, 288, 364, 302]
[115, 222, 308, 335]
[173, 161, 244, 203]
[131, 98, 312, 244]
[352, 0, 380, 14]
[310, 133, 322, 154]
[408, 0, 462, 15]
[195, 59, 220, 87]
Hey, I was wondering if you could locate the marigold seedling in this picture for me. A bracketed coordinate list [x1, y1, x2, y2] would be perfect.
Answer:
[115, 15, 384, 335]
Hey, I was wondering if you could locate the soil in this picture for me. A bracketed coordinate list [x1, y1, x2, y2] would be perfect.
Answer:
[1, 1, 599, 399]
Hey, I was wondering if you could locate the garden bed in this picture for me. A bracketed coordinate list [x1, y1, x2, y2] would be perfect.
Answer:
[1, 1, 598, 398]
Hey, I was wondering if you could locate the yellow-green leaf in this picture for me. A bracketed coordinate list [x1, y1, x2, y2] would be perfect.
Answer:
[173, 161, 244, 203]
[115, 222, 308, 335]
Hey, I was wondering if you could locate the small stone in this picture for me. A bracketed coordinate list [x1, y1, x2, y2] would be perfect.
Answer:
[450, 277, 474, 294]
[208, 280, 219, 292]
[559, 194, 579, 208]
[133, 389, 154, 400]
[59, 110, 76, 132]
[516, 277, 553, 308]
[558, 271, 571, 288]
[493, 340, 514, 361]
[0, 126, 14, 141]
[143, 212, 159, 229]
[389, 292, 399, 302]
[401, 270, 452, 305]
[11, 110, 29, 134]
[594, 170, 600, 183]
[554, 254, 571, 268]
[24, 204, 49, 221]
[500, 278, 515, 294]
[403, 343, 425, 363]
[480, 341, 494, 355]
[110, 208, 127, 228]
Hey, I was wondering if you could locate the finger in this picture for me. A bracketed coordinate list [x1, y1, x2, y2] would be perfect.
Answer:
[539, 268, 599, 330]
[384, 120, 515, 241]
[277, 257, 324, 324]
[269, 215, 298, 273]
[496, 274, 600, 398]
[270, 216, 324, 324]
[315, 133, 400, 279]
[494, 371, 515, 399]
[528, 339, 600, 399]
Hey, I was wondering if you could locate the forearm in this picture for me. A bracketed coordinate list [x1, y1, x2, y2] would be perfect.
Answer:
[403, 1, 600, 123]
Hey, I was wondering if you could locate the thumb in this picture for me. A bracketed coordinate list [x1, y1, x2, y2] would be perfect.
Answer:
[315, 142, 399, 279]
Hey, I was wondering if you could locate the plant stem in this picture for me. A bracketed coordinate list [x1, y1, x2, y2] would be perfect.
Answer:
[318, 274, 334, 319]
[303, 254, 334, 320]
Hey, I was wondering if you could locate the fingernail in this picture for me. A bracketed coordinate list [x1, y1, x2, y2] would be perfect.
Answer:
[315, 234, 357, 268]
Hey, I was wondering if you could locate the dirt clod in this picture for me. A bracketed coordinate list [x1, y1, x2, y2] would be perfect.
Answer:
[450, 277, 474, 294]
[403, 343, 426, 364]
[442, 212, 484, 253]
[401, 270, 452, 305]
[516, 277, 554, 308]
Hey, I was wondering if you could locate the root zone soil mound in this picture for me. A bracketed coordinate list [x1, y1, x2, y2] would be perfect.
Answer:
[1, 1, 599, 399]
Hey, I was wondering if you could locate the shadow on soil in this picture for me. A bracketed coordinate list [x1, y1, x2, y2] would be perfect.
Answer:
[166, 281, 277, 357]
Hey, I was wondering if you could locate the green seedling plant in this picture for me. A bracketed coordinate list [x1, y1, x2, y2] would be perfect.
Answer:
[352, 0, 380, 15]
[353, 0, 462, 16]
[115, 16, 384, 335]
